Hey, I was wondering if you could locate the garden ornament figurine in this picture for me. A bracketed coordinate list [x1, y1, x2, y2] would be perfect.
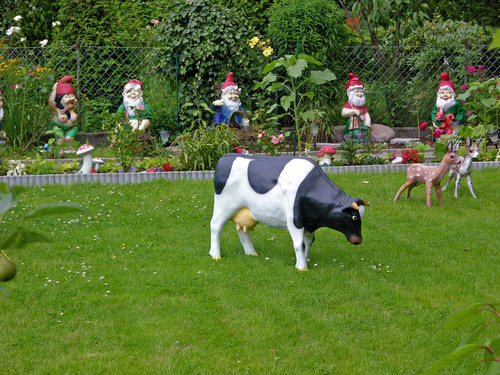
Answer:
[48, 76, 78, 144]
[431, 72, 464, 136]
[209, 154, 369, 271]
[117, 79, 152, 133]
[394, 141, 460, 208]
[318, 145, 336, 166]
[342, 73, 371, 142]
[442, 137, 482, 198]
[76, 144, 95, 174]
[212, 72, 250, 129]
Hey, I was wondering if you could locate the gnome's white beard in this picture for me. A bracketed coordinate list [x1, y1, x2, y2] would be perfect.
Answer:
[222, 95, 241, 112]
[123, 96, 144, 117]
[0, 107, 3, 123]
[436, 96, 455, 112]
[348, 91, 366, 107]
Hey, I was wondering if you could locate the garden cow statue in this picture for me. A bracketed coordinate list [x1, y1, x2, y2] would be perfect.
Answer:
[209, 154, 369, 271]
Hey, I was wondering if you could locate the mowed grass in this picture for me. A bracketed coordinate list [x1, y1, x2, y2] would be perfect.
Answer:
[1, 167, 499, 374]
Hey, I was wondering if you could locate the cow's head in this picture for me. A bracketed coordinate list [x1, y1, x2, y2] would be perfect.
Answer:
[329, 199, 368, 245]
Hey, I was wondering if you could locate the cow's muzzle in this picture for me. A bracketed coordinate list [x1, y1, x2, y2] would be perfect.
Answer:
[348, 235, 362, 245]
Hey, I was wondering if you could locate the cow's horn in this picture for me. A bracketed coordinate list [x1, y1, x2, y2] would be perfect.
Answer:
[351, 202, 359, 210]
[362, 199, 370, 206]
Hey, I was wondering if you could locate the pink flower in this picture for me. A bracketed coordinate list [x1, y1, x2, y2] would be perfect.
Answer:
[151, 19, 159, 25]
[419, 122, 427, 130]
[271, 136, 279, 144]
[278, 133, 284, 141]
[467, 111, 473, 116]
[478, 65, 483, 69]
[461, 85, 468, 90]
[433, 129, 442, 139]
[257, 131, 266, 139]
[467, 66, 476, 73]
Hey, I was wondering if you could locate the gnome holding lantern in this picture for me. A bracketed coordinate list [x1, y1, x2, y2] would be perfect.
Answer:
[431, 72, 464, 136]
[213, 73, 250, 129]
[117, 79, 152, 133]
[48, 76, 78, 144]
[342, 73, 371, 142]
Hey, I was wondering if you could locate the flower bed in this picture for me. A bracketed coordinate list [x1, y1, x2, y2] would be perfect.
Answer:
[1, 161, 498, 187]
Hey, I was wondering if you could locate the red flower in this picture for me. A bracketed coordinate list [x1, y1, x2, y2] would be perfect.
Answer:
[162, 162, 172, 172]
[419, 122, 427, 130]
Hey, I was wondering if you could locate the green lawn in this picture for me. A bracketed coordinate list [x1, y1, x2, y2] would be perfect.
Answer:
[1, 167, 499, 374]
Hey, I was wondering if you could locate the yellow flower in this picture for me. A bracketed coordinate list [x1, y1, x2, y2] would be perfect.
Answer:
[263, 47, 273, 57]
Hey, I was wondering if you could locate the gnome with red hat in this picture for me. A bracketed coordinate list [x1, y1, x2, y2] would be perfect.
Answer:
[342, 73, 371, 142]
[117, 79, 152, 132]
[431, 72, 464, 136]
[48, 76, 79, 144]
[213, 72, 249, 128]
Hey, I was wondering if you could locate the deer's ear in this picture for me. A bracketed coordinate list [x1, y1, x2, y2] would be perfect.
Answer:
[466, 137, 471, 147]
[447, 141, 453, 152]
[476, 136, 483, 145]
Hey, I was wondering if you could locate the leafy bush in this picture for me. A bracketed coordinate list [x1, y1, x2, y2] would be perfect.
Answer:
[154, 0, 265, 131]
[0, 56, 54, 150]
[174, 124, 239, 171]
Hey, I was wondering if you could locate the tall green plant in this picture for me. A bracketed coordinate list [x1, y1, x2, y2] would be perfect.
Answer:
[254, 53, 336, 154]
[154, 0, 261, 131]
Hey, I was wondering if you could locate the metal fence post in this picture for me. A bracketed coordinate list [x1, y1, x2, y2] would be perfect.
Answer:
[76, 40, 81, 131]
[175, 53, 179, 135]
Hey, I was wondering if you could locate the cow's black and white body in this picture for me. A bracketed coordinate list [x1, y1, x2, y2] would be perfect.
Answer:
[209, 154, 368, 270]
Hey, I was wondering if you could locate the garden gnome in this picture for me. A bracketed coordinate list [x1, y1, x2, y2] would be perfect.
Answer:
[431, 72, 464, 136]
[117, 79, 152, 133]
[212, 73, 250, 128]
[48, 76, 78, 144]
[342, 73, 371, 142]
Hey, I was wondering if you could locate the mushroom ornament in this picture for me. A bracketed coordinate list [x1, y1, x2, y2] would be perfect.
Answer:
[76, 144, 94, 174]
[318, 145, 336, 165]
[92, 157, 105, 173]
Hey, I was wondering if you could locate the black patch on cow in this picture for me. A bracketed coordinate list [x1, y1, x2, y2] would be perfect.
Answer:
[293, 165, 354, 232]
[214, 154, 238, 195]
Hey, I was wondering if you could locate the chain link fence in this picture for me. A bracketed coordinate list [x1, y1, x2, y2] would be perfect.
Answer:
[1, 43, 499, 132]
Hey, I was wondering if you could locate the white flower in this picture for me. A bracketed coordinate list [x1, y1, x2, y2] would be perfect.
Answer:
[14, 15, 22, 22]
[52, 21, 61, 27]
[6, 26, 21, 36]
[39, 39, 48, 47]
[20, 37, 25, 42]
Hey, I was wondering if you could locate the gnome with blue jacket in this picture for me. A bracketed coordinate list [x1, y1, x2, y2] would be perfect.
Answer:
[212, 73, 249, 128]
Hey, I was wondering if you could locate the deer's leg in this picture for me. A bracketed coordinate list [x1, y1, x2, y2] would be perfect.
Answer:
[434, 183, 443, 206]
[405, 185, 415, 200]
[394, 181, 414, 203]
[465, 174, 477, 198]
[425, 181, 435, 207]
[454, 173, 462, 198]
[442, 173, 453, 191]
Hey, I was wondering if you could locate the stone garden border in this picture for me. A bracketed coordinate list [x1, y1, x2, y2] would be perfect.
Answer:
[1, 161, 498, 187]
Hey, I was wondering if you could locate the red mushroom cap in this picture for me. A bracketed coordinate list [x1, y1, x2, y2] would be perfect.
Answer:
[316, 152, 325, 157]
[320, 145, 336, 154]
[76, 144, 94, 155]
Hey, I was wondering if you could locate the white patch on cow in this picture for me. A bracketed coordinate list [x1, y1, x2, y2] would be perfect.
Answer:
[359, 205, 365, 220]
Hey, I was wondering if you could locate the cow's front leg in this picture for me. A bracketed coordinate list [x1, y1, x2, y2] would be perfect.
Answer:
[209, 198, 234, 260]
[237, 230, 258, 256]
[303, 231, 315, 262]
[288, 226, 307, 271]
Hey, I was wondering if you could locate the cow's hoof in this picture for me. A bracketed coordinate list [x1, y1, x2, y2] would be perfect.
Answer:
[296, 268, 308, 272]
[211, 256, 222, 261]
[248, 253, 258, 257]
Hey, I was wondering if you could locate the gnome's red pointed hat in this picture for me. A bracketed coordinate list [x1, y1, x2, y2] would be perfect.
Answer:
[438, 72, 455, 92]
[56, 76, 75, 95]
[123, 79, 143, 92]
[221, 72, 241, 93]
[346, 73, 364, 92]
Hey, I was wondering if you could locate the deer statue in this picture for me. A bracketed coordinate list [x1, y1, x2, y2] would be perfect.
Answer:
[442, 137, 482, 198]
[394, 141, 460, 207]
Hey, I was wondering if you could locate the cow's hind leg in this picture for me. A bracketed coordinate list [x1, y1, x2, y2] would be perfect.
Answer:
[237, 230, 258, 256]
[209, 197, 237, 260]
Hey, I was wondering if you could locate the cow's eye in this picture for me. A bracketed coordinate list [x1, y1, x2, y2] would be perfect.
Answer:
[352, 215, 358, 221]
